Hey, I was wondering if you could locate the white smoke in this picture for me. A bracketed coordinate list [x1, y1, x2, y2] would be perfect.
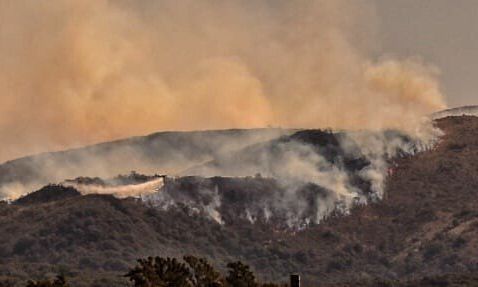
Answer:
[63, 177, 164, 198]
[142, 125, 442, 227]
[143, 182, 225, 225]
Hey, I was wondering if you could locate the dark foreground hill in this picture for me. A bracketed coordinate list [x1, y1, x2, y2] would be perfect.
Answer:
[0, 116, 477, 286]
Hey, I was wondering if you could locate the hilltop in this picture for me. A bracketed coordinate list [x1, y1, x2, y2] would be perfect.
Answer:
[0, 128, 288, 200]
[431, 105, 478, 119]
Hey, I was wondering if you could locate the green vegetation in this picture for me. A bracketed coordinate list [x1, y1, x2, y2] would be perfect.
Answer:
[2, 255, 287, 287]
[125, 255, 284, 287]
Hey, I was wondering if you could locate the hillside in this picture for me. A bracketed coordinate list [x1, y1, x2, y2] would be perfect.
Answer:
[0, 116, 477, 286]
[0, 128, 288, 200]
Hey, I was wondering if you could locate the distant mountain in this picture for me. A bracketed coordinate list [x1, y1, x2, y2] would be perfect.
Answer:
[0, 116, 477, 286]
[432, 105, 478, 119]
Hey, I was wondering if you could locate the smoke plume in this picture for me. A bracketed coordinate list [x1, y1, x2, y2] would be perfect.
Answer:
[0, 0, 446, 162]
[178, 128, 430, 227]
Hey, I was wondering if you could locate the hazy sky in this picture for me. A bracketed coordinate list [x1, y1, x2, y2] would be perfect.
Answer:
[374, 0, 478, 108]
[0, 0, 471, 161]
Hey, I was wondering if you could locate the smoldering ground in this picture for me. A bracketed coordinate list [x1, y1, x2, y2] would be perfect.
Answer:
[169, 128, 434, 227]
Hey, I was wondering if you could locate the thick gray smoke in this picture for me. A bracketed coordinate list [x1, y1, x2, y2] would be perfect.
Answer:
[3, 127, 441, 227]
[143, 128, 440, 227]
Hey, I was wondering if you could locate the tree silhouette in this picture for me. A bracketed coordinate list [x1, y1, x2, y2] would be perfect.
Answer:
[225, 261, 257, 287]
[25, 275, 69, 287]
[125, 256, 192, 287]
[183, 256, 222, 287]
[125, 256, 281, 287]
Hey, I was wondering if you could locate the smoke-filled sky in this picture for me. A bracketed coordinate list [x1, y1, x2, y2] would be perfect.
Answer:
[374, 0, 478, 109]
[0, 0, 471, 162]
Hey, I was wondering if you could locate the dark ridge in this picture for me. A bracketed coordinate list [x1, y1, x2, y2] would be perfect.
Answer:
[13, 184, 80, 205]
[287, 129, 339, 147]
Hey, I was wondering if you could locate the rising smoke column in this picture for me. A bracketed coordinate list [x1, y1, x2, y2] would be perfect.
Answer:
[0, 0, 446, 162]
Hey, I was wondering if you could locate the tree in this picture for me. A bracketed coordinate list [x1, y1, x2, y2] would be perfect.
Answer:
[225, 261, 257, 287]
[125, 256, 192, 287]
[184, 256, 222, 287]
[126, 256, 278, 287]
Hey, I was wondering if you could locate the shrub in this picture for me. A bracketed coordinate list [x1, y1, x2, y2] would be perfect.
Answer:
[226, 261, 257, 287]
[452, 237, 467, 249]
[26, 275, 69, 287]
[423, 243, 444, 260]
[184, 256, 222, 287]
[12, 237, 35, 255]
[125, 256, 192, 287]
[326, 257, 351, 272]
